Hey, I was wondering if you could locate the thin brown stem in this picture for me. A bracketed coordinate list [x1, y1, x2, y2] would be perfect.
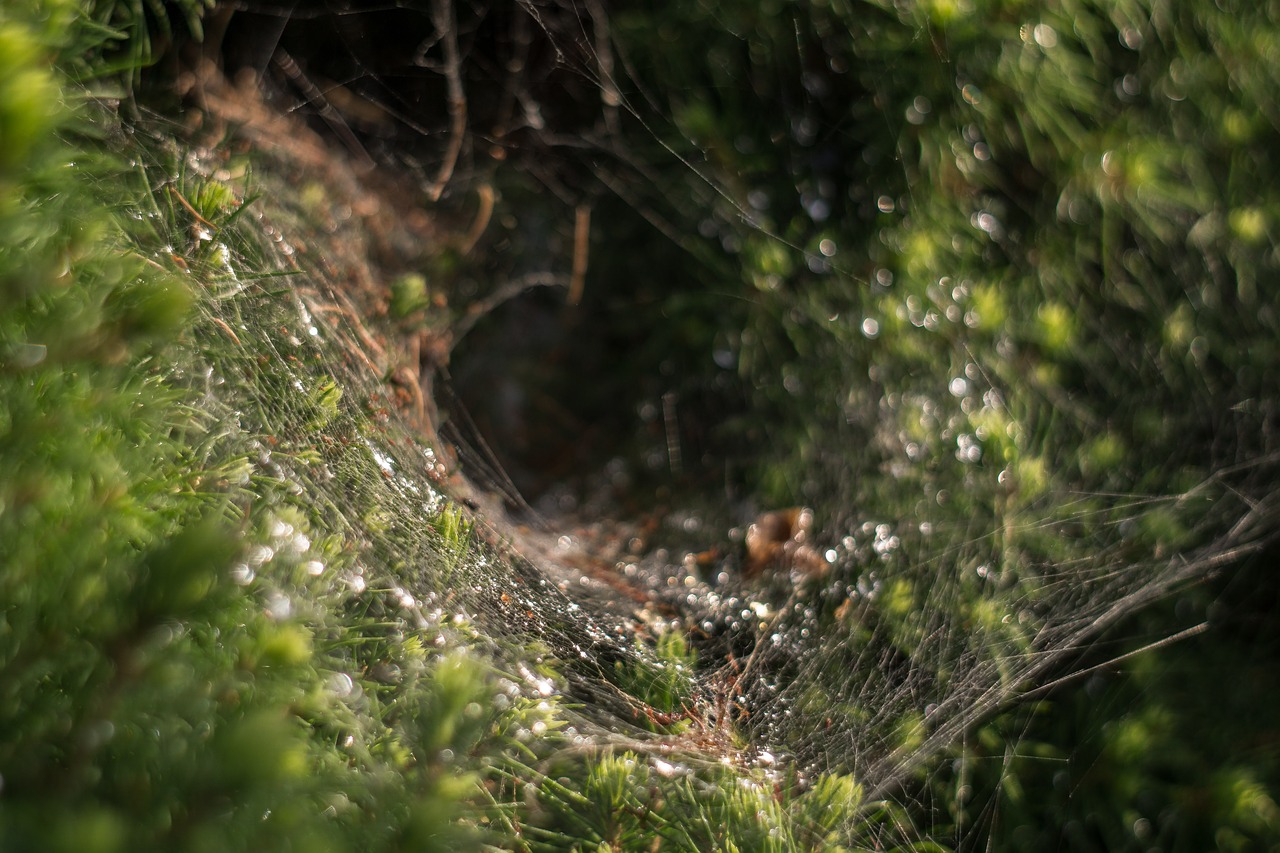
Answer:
[428, 0, 467, 202]
[569, 204, 591, 305]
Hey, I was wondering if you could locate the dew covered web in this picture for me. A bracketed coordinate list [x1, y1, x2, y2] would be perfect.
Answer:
[185, 0, 1280, 844]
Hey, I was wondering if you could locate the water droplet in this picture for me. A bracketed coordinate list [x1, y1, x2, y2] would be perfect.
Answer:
[1033, 23, 1058, 48]
[10, 343, 46, 368]
[328, 672, 355, 697]
[803, 195, 830, 222]
[266, 593, 292, 620]
[653, 758, 683, 777]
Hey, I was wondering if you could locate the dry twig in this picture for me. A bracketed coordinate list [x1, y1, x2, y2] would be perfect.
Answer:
[427, 0, 467, 202]
[568, 205, 591, 305]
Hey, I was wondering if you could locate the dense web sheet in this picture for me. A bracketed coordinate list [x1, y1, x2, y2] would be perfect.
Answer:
[168, 124, 659, 734]
[179, 0, 1280, 844]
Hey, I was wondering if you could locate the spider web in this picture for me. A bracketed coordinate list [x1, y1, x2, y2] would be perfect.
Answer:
[184, 0, 1280, 844]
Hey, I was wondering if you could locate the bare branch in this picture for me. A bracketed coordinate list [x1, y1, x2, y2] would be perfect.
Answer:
[428, 0, 467, 202]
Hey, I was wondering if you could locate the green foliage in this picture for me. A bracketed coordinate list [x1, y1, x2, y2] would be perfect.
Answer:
[7, 0, 1280, 850]
[598, 0, 1280, 843]
[934, 583, 1280, 850]
[518, 750, 885, 852]
[85, 0, 213, 80]
[390, 272, 430, 319]
[0, 4, 542, 850]
[610, 629, 698, 729]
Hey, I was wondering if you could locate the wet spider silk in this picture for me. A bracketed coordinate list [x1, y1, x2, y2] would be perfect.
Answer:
[194, 1, 1280, 845]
